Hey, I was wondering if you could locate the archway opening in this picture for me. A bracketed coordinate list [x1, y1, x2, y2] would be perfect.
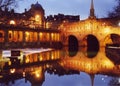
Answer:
[86, 34, 99, 58]
[68, 35, 78, 57]
[104, 34, 120, 46]
[111, 34, 120, 45]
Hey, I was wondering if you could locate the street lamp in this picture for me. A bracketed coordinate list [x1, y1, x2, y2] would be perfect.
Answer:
[10, 20, 16, 25]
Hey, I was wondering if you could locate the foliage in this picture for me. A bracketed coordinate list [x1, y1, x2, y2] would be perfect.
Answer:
[108, 0, 120, 18]
[0, 0, 21, 10]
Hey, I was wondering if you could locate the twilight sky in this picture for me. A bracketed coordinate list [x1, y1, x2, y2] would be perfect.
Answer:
[16, 0, 117, 20]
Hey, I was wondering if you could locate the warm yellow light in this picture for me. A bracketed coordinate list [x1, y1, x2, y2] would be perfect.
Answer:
[26, 32, 29, 36]
[40, 32, 42, 36]
[10, 68, 16, 73]
[10, 20, 16, 25]
[103, 60, 114, 68]
[35, 71, 40, 78]
[35, 14, 40, 22]
[104, 27, 110, 34]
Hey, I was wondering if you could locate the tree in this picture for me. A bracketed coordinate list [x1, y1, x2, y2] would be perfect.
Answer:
[108, 0, 120, 18]
[108, 77, 120, 86]
[0, 0, 20, 10]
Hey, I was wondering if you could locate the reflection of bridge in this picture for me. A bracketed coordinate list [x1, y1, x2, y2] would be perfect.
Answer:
[60, 47, 120, 86]
[60, 48, 118, 75]
[60, 0, 120, 47]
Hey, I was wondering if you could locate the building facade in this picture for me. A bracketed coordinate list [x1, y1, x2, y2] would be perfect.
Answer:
[0, 2, 63, 49]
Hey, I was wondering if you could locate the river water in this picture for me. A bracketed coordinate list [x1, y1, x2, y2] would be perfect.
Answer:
[0, 47, 119, 86]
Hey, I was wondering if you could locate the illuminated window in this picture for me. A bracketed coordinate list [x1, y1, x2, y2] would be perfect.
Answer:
[35, 14, 42, 26]
[39, 32, 43, 41]
[18, 31, 23, 42]
[8, 31, 13, 42]
[35, 15, 40, 22]
[25, 32, 30, 42]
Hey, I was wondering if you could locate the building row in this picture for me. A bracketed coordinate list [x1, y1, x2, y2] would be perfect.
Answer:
[0, 2, 80, 29]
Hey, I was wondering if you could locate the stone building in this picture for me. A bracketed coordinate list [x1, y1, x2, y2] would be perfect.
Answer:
[0, 2, 45, 29]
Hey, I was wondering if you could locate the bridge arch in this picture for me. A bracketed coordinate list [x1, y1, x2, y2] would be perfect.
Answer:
[68, 35, 78, 51]
[83, 34, 99, 58]
[104, 33, 120, 45]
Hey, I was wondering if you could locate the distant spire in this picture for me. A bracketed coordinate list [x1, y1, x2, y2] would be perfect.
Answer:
[89, 0, 96, 19]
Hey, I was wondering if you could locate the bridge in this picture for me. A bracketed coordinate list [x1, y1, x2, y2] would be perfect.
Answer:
[60, 18, 120, 47]
[59, 0, 120, 47]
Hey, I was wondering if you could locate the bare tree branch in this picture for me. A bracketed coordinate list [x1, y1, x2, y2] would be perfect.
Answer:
[0, 0, 21, 10]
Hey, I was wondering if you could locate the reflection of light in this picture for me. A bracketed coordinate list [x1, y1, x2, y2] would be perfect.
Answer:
[40, 57, 43, 61]
[23, 72, 26, 77]
[51, 55, 54, 60]
[26, 58, 30, 63]
[10, 68, 16, 73]
[46, 64, 50, 68]
[102, 78, 104, 81]
[118, 22, 120, 26]
[119, 78, 120, 83]
[35, 70, 41, 78]
[35, 72, 40, 78]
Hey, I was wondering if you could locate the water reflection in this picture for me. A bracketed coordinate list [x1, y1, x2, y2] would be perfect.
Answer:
[0, 47, 120, 86]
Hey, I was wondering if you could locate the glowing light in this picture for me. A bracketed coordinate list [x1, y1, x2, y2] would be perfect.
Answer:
[26, 32, 29, 36]
[35, 71, 40, 78]
[40, 57, 43, 61]
[35, 14, 40, 22]
[10, 68, 16, 73]
[118, 22, 120, 26]
[23, 72, 26, 77]
[119, 78, 120, 83]
[10, 20, 16, 25]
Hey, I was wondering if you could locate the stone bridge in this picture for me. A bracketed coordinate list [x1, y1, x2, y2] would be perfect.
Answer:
[59, 18, 120, 47]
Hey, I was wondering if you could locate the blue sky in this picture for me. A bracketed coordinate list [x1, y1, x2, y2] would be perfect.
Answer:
[16, 0, 117, 20]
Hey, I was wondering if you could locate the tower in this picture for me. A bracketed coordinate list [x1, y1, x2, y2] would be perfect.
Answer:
[89, 0, 96, 19]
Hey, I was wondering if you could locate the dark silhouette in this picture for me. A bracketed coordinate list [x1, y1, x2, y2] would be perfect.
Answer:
[87, 35, 99, 58]
[108, 0, 120, 18]
[0, 0, 19, 10]
[108, 77, 120, 86]
[68, 35, 78, 57]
